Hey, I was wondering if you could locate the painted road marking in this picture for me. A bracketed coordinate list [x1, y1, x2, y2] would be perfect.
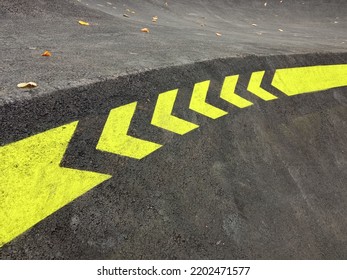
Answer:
[248, 71, 278, 101]
[220, 75, 253, 108]
[151, 89, 199, 135]
[1, 64, 346, 248]
[0, 122, 111, 247]
[189, 80, 228, 119]
[272, 64, 347, 96]
[96, 102, 162, 159]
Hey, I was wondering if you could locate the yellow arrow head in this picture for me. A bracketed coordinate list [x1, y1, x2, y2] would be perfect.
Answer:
[151, 89, 199, 135]
[97, 102, 162, 159]
[189, 80, 228, 119]
[220, 75, 253, 108]
[247, 71, 278, 101]
[0, 122, 111, 247]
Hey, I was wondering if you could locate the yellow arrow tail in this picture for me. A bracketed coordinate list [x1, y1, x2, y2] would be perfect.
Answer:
[272, 64, 347, 96]
[0, 122, 111, 247]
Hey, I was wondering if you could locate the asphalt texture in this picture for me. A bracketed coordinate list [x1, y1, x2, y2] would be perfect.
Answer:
[0, 0, 347, 259]
[1, 0, 346, 104]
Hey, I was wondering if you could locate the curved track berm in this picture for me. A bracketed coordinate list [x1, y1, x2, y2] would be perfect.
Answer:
[0, 0, 346, 259]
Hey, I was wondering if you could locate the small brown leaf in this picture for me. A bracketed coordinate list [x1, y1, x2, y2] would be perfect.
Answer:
[152, 16, 158, 22]
[78, 20, 90, 26]
[126, 8, 135, 14]
[17, 82, 38, 89]
[123, 14, 129, 18]
[141, 27, 150, 33]
[216, 32, 222, 36]
[41, 50, 52, 57]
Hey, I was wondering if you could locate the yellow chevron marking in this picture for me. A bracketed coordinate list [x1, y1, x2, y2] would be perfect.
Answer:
[0, 122, 111, 247]
[96, 102, 162, 159]
[151, 89, 199, 135]
[247, 71, 278, 101]
[272, 64, 347, 96]
[220, 75, 253, 108]
[189, 80, 228, 119]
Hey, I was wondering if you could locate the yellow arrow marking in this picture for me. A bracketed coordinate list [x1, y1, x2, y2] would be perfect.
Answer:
[220, 75, 253, 108]
[96, 102, 162, 159]
[272, 64, 347, 96]
[0, 122, 111, 247]
[189, 80, 228, 119]
[151, 89, 199, 135]
[247, 71, 278, 101]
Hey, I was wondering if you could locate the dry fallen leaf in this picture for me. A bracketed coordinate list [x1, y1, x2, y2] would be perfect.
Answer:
[152, 16, 158, 22]
[252, 23, 258, 27]
[126, 8, 135, 14]
[41, 50, 52, 57]
[17, 82, 38, 89]
[123, 14, 129, 17]
[78, 20, 90, 26]
[216, 32, 222, 36]
[141, 27, 150, 33]
[278, 28, 284, 32]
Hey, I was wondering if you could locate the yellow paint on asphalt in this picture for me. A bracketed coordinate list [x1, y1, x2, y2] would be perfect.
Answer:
[247, 71, 278, 101]
[220, 75, 253, 108]
[0, 122, 111, 247]
[189, 80, 228, 119]
[2, 63, 347, 247]
[151, 89, 199, 135]
[96, 102, 162, 159]
[272, 64, 347, 96]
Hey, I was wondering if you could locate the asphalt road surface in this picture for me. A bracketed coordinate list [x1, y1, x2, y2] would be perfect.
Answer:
[0, 0, 346, 259]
